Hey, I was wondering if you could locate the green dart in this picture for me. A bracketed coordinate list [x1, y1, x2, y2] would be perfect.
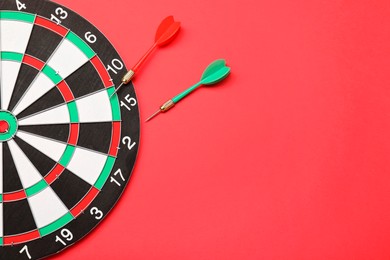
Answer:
[146, 59, 231, 122]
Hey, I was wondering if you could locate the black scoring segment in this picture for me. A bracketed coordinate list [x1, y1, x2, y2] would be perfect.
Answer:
[77, 122, 112, 154]
[18, 124, 70, 143]
[65, 62, 105, 98]
[3, 199, 38, 236]
[50, 169, 91, 210]
[16, 87, 65, 120]
[2, 143, 24, 193]
[14, 136, 57, 178]
[25, 25, 64, 62]
[8, 64, 40, 112]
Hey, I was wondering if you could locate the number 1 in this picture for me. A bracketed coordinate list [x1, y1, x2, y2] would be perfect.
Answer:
[110, 169, 125, 187]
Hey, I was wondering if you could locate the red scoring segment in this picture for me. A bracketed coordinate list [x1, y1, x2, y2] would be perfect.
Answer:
[109, 122, 121, 156]
[3, 190, 27, 202]
[70, 187, 99, 217]
[0, 120, 9, 133]
[44, 164, 65, 185]
[68, 123, 79, 145]
[57, 81, 75, 102]
[22, 54, 45, 71]
[34, 16, 68, 37]
[4, 230, 41, 246]
[91, 56, 114, 88]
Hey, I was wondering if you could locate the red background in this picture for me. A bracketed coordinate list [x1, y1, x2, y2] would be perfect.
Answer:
[50, 0, 390, 259]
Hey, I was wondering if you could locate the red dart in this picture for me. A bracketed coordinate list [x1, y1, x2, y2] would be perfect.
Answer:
[110, 16, 181, 98]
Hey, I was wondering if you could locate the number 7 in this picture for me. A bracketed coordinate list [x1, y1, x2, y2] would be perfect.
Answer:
[110, 169, 125, 186]
[20, 245, 32, 259]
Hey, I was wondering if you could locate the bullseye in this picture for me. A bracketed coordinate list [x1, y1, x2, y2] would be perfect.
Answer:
[0, 120, 9, 133]
[0, 111, 18, 142]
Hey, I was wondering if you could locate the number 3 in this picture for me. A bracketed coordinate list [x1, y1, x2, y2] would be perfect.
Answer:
[55, 7, 68, 19]
[51, 7, 68, 25]
[90, 207, 103, 220]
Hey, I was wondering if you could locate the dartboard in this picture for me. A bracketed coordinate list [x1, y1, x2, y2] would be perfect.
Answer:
[0, 0, 140, 259]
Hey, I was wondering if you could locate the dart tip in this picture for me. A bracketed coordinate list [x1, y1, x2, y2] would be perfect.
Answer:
[109, 82, 124, 99]
[145, 110, 161, 122]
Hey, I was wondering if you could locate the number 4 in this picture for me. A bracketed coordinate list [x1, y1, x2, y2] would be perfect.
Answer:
[110, 169, 125, 187]
[16, 0, 26, 10]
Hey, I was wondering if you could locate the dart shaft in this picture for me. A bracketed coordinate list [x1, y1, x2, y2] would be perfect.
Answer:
[172, 82, 202, 103]
[132, 43, 157, 73]
[146, 82, 202, 120]
[110, 44, 157, 99]
[109, 43, 158, 99]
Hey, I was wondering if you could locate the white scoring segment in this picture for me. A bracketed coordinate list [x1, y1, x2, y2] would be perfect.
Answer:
[18, 89, 114, 125]
[19, 104, 70, 126]
[28, 187, 68, 229]
[12, 73, 56, 116]
[16, 131, 67, 162]
[1, 61, 22, 110]
[46, 38, 89, 79]
[67, 147, 108, 186]
[0, 19, 34, 53]
[7, 140, 42, 189]
[76, 90, 112, 123]
[0, 20, 34, 110]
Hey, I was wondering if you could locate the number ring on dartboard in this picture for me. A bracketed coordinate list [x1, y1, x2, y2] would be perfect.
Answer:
[0, 0, 140, 259]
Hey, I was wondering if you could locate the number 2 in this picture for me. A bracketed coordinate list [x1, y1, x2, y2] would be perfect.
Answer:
[122, 136, 136, 151]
